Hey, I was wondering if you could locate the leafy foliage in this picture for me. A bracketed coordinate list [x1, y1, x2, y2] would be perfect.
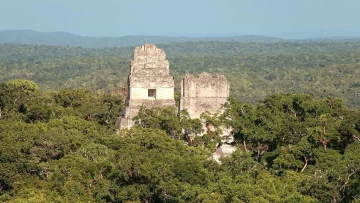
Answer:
[0, 80, 359, 202]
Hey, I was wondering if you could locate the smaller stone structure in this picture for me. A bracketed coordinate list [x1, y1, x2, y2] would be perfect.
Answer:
[179, 72, 230, 118]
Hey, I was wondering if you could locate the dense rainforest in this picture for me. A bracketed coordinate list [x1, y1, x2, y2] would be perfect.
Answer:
[0, 40, 360, 202]
[0, 41, 360, 109]
[0, 80, 359, 202]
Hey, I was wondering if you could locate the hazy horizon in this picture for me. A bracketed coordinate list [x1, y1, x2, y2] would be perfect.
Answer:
[1, 0, 359, 39]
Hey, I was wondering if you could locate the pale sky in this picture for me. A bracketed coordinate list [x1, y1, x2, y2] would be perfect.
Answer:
[0, 0, 359, 38]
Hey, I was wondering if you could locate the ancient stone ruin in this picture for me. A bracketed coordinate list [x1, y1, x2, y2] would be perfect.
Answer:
[117, 43, 233, 162]
[117, 44, 230, 137]
[179, 72, 230, 119]
[179, 72, 234, 163]
[117, 44, 176, 129]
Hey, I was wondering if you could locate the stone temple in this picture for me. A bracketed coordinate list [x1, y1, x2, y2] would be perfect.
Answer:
[179, 73, 230, 118]
[117, 44, 229, 130]
[117, 44, 176, 129]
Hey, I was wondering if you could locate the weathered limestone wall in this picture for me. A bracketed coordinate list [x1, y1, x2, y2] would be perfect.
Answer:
[129, 76, 174, 88]
[156, 88, 174, 99]
[130, 44, 169, 77]
[180, 72, 230, 118]
[182, 73, 229, 98]
[117, 44, 176, 130]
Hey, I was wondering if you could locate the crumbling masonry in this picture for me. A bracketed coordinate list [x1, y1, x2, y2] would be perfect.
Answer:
[117, 44, 176, 129]
[117, 44, 229, 130]
[179, 73, 230, 118]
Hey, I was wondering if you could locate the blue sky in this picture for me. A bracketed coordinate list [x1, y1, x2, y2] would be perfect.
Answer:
[0, 0, 359, 38]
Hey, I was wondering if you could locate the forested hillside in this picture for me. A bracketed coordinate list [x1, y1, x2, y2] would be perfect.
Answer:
[1, 41, 360, 109]
[0, 30, 283, 48]
[0, 80, 359, 202]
